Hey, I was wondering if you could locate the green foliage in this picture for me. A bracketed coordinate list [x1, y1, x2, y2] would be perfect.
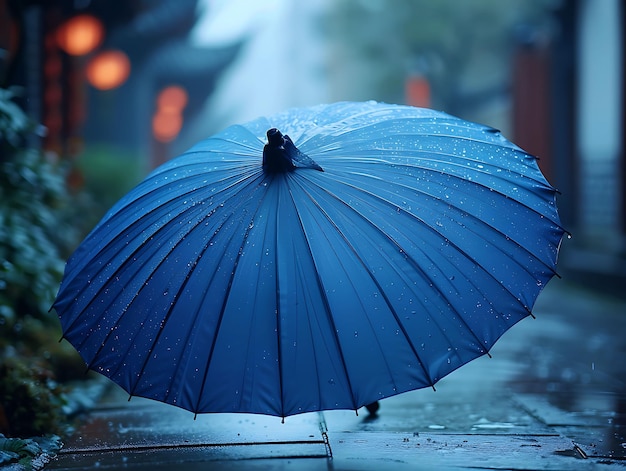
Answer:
[0, 88, 75, 332]
[0, 88, 31, 149]
[0, 357, 68, 438]
[0, 88, 88, 441]
[0, 87, 139, 442]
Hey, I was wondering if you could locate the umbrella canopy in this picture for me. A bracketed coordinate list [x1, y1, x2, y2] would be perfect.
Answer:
[53, 101, 565, 418]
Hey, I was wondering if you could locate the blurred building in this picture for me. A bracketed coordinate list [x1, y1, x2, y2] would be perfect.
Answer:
[513, 0, 625, 295]
[1, 0, 141, 155]
[1, 0, 242, 169]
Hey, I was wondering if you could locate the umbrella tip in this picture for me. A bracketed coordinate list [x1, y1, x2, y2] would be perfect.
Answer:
[263, 128, 323, 173]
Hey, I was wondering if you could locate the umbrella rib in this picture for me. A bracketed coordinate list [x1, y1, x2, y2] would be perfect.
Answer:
[273, 176, 286, 418]
[295, 174, 524, 362]
[116, 166, 261, 220]
[327, 172, 539, 314]
[58, 209, 197, 352]
[312, 151, 562, 237]
[368, 168, 557, 280]
[158, 208, 259, 406]
[335, 150, 556, 210]
[332, 146, 549, 186]
[95, 174, 266, 394]
[293, 177, 486, 385]
[295, 105, 445, 148]
[57, 168, 263, 339]
[110, 169, 267, 407]
[331, 168, 561, 278]
[78, 169, 263, 364]
[285, 176, 362, 411]
[395, 150, 552, 197]
[192, 176, 273, 414]
[290, 176, 436, 393]
[298, 111, 514, 158]
[296, 244, 328, 412]
[201, 126, 266, 152]
[79, 199, 237, 379]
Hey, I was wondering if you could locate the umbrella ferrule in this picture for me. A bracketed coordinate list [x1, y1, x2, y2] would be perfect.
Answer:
[263, 128, 323, 173]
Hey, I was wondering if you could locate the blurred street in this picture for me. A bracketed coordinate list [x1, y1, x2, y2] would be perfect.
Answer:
[47, 278, 626, 470]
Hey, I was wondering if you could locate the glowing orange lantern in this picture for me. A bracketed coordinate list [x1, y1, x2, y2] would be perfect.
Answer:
[405, 75, 431, 108]
[152, 111, 184, 143]
[86, 50, 131, 90]
[157, 86, 188, 112]
[152, 85, 188, 143]
[56, 14, 104, 56]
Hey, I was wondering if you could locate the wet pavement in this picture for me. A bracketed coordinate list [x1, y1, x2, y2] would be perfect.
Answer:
[47, 279, 626, 470]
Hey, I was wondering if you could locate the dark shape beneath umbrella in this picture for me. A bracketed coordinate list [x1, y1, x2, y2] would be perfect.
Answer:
[53, 101, 565, 419]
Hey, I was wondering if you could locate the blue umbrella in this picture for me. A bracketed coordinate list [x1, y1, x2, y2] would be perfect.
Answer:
[53, 101, 565, 418]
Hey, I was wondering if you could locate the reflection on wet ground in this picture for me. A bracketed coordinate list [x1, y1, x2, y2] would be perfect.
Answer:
[508, 280, 626, 461]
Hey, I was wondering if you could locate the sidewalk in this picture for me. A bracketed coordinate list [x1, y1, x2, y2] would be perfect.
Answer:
[47, 279, 626, 470]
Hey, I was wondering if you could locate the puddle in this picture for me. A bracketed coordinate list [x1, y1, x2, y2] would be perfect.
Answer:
[471, 418, 516, 430]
